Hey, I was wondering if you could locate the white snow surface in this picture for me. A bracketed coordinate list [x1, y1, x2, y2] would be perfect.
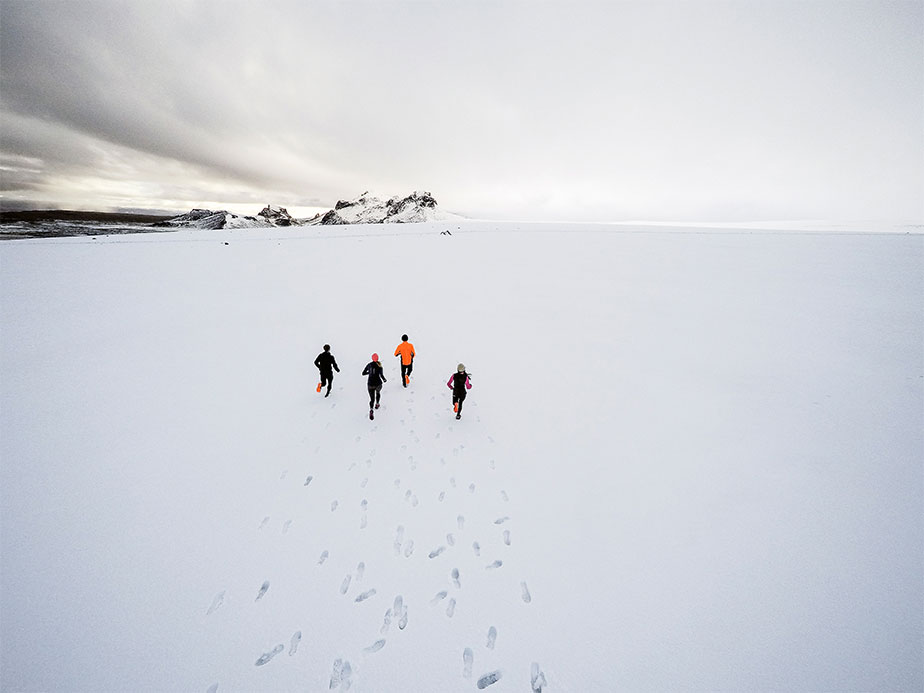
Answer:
[1, 222, 922, 692]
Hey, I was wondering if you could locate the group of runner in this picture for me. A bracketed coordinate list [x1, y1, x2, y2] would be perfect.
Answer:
[313, 334, 473, 421]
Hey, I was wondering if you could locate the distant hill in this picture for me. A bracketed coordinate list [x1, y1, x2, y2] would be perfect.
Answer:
[0, 210, 174, 224]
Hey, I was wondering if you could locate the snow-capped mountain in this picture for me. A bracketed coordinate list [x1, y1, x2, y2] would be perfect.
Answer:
[155, 193, 457, 229]
[314, 191, 458, 225]
[154, 208, 271, 230]
[257, 205, 298, 226]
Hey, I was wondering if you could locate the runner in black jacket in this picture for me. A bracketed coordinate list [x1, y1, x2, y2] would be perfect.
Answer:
[447, 363, 472, 419]
[362, 354, 387, 418]
[314, 344, 340, 397]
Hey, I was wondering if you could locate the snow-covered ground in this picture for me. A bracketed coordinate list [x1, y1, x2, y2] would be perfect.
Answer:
[1, 222, 921, 692]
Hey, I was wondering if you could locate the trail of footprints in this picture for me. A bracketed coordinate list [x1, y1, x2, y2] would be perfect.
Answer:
[205, 395, 547, 691]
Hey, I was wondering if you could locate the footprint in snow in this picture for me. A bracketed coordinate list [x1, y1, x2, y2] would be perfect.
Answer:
[283, 519, 292, 534]
[355, 436, 361, 443]
[207, 684, 218, 693]
[259, 516, 270, 530]
[429, 546, 446, 559]
[469, 483, 476, 494]
[488, 459, 496, 470]
[394, 478, 401, 488]
[473, 542, 481, 557]
[431, 590, 448, 605]
[458, 515, 465, 529]
[446, 598, 456, 618]
[340, 660, 353, 690]
[452, 568, 461, 588]
[355, 589, 376, 602]
[494, 516, 510, 525]
[366, 458, 373, 467]
[453, 448, 459, 457]
[401, 443, 407, 452]
[438, 491, 445, 502]
[521, 582, 532, 603]
[486, 560, 502, 570]
[255, 644, 284, 666]
[404, 540, 415, 558]
[348, 462, 357, 471]
[360, 477, 368, 488]
[370, 448, 376, 457]
[404, 490, 412, 502]
[381, 608, 392, 634]
[356, 562, 365, 580]
[463, 648, 474, 679]
[531, 663, 548, 692]
[255, 581, 270, 601]
[450, 477, 456, 488]
[503, 530, 511, 546]
[477, 670, 502, 688]
[488, 436, 495, 444]
[446, 533, 455, 546]
[330, 658, 342, 689]
[331, 500, 339, 512]
[206, 591, 225, 615]
[280, 470, 288, 480]
[289, 631, 302, 656]
[501, 490, 509, 502]
[340, 574, 351, 595]
[411, 495, 419, 507]
[393, 595, 408, 630]
[486, 626, 497, 650]
[304, 475, 314, 486]
[394, 526, 404, 554]
[364, 639, 385, 653]
[318, 550, 329, 565]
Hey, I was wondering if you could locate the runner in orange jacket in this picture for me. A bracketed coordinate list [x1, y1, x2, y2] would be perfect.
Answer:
[394, 334, 415, 387]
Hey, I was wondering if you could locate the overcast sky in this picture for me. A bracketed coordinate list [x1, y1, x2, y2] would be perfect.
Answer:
[1, 1, 921, 221]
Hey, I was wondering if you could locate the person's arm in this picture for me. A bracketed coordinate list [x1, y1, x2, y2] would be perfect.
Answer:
[466, 376, 472, 390]
[314, 355, 322, 369]
[333, 357, 340, 373]
[380, 365, 387, 382]
[447, 375, 454, 389]
[362, 364, 370, 376]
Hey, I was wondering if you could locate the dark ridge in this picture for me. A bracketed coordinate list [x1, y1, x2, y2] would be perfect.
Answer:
[0, 210, 175, 224]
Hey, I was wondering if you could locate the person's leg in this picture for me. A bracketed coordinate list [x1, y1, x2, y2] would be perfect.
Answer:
[325, 372, 333, 396]
[456, 392, 466, 416]
[368, 387, 375, 409]
[375, 385, 382, 407]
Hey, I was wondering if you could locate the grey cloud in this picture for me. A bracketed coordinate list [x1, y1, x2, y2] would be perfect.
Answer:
[1, 0, 921, 220]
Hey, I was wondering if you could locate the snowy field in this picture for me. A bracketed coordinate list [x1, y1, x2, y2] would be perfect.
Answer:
[1, 222, 922, 692]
